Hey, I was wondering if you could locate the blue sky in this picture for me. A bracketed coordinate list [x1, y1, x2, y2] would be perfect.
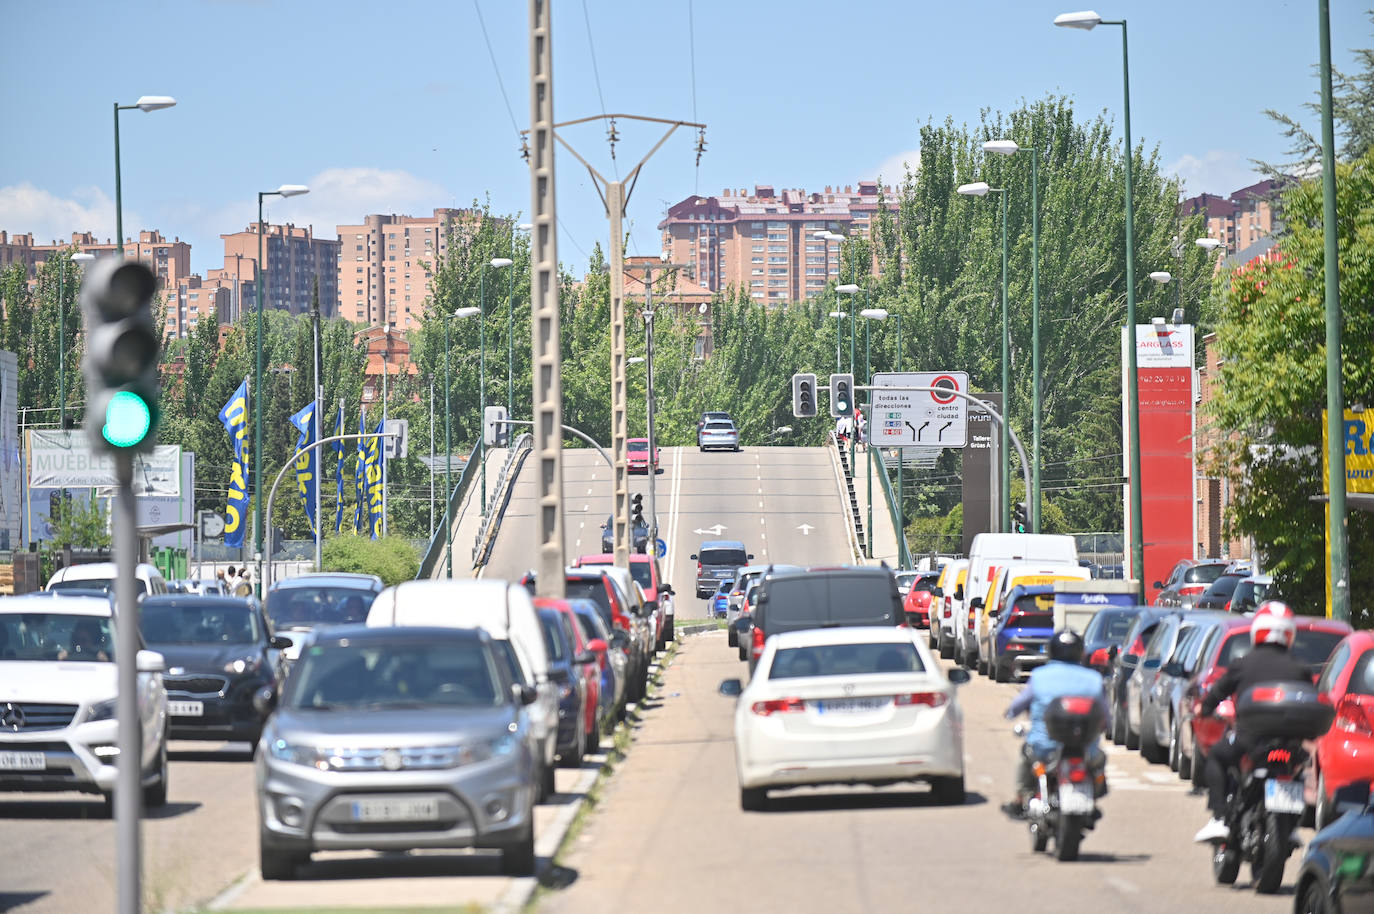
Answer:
[2, 0, 1366, 278]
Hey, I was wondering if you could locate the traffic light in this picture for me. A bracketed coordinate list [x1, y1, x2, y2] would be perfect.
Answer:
[829, 373, 854, 418]
[791, 372, 817, 418]
[483, 405, 509, 447]
[1014, 502, 1028, 534]
[631, 493, 645, 527]
[80, 259, 160, 454]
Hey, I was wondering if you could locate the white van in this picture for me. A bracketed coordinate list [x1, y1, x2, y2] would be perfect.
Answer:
[46, 561, 168, 597]
[365, 579, 560, 799]
[959, 534, 1077, 666]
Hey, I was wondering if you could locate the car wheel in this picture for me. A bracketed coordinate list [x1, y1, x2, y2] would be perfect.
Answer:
[1191, 742, 1206, 788]
[1167, 717, 1180, 772]
[938, 634, 953, 660]
[1177, 724, 1193, 781]
[1299, 879, 1335, 914]
[740, 786, 769, 811]
[259, 833, 308, 881]
[1140, 706, 1166, 763]
[930, 774, 965, 806]
[499, 819, 537, 876]
[540, 760, 557, 800]
[143, 740, 168, 808]
[728, 626, 738, 648]
[1124, 703, 1140, 751]
[994, 659, 1010, 683]
[561, 721, 585, 769]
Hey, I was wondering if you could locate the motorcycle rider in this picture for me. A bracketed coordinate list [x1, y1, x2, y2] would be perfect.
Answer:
[1193, 600, 1310, 843]
[1002, 629, 1110, 818]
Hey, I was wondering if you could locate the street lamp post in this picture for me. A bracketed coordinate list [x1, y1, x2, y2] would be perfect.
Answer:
[1056, 8, 1145, 602]
[479, 258, 514, 517]
[828, 310, 848, 373]
[253, 184, 309, 594]
[861, 307, 889, 559]
[113, 96, 176, 259]
[957, 180, 1011, 531]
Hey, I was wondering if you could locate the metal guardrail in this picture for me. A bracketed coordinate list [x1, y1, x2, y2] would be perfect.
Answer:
[870, 445, 913, 569]
[415, 441, 481, 580]
[472, 433, 533, 566]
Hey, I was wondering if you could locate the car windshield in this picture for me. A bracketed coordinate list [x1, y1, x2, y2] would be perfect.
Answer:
[628, 441, 648, 452]
[700, 548, 747, 566]
[265, 585, 376, 629]
[1083, 610, 1138, 644]
[0, 612, 113, 662]
[1203, 574, 1244, 597]
[286, 639, 503, 709]
[49, 577, 141, 595]
[768, 641, 924, 678]
[1184, 564, 1227, 585]
[1217, 628, 1345, 669]
[141, 602, 260, 645]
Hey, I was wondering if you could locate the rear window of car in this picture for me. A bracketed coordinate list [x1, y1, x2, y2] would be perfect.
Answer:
[1216, 628, 1345, 669]
[701, 548, 747, 566]
[768, 641, 924, 678]
[762, 574, 899, 627]
[1204, 574, 1244, 597]
[538, 612, 569, 662]
[1083, 610, 1138, 643]
[1184, 564, 1228, 585]
[704, 422, 735, 432]
[911, 576, 938, 593]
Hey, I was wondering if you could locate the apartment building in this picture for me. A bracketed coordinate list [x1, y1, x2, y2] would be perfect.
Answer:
[336, 208, 486, 330]
[162, 274, 230, 339]
[0, 230, 192, 293]
[221, 223, 339, 317]
[657, 181, 897, 302]
[1181, 178, 1285, 259]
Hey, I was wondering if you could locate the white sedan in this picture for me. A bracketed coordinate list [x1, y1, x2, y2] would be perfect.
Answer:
[725, 626, 968, 811]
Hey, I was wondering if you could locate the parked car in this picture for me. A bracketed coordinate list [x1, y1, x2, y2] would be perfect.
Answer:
[933, 559, 969, 658]
[568, 598, 626, 726]
[724, 626, 969, 811]
[626, 437, 660, 473]
[1136, 612, 1231, 766]
[693, 540, 753, 599]
[698, 419, 740, 452]
[1292, 780, 1374, 912]
[170, 578, 229, 596]
[575, 553, 674, 649]
[46, 561, 169, 597]
[1107, 608, 1174, 747]
[549, 568, 651, 705]
[1230, 574, 1274, 614]
[264, 572, 385, 663]
[1080, 607, 1145, 675]
[365, 579, 560, 801]
[1309, 630, 1374, 829]
[0, 593, 169, 808]
[901, 571, 941, 629]
[711, 580, 732, 619]
[254, 625, 539, 879]
[1191, 572, 1248, 611]
[535, 601, 599, 767]
[1152, 558, 1229, 608]
[139, 594, 289, 748]
[738, 566, 904, 673]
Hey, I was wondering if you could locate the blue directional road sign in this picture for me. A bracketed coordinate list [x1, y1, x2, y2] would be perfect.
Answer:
[656, 538, 667, 558]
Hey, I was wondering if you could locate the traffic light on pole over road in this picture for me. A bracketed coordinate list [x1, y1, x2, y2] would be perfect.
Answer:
[792, 373, 817, 418]
[829, 373, 854, 418]
[1014, 502, 1028, 534]
[80, 259, 161, 454]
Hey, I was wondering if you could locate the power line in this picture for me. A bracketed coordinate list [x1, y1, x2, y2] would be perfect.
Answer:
[580, 0, 619, 182]
[472, 0, 521, 140]
[688, 0, 700, 194]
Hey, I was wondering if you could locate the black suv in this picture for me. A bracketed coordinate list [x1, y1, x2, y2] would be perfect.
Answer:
[738, 566, 904, 672]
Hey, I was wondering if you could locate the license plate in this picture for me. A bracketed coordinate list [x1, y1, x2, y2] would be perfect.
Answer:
[0, 751, 45, 771]
[1264, 779, 1305, 814]
[351, 797, 440, 823]
[169, 701, 204, 717]
[1059, 781, 1095, 815]
[816, 698, 890, 714]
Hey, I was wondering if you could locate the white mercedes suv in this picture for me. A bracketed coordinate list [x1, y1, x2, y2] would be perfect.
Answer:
[0, 593, 169, 808]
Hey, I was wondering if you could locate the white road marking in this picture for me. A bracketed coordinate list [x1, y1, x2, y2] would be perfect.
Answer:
[757, 500, 764, 508]
[586, 488, 593, 495]
[1102, 876, 1140, 895]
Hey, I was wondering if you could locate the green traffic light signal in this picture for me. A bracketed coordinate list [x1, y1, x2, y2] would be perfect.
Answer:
[102, 391, 153, 448]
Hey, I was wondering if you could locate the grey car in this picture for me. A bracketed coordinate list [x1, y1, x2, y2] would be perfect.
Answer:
[724, 564, 802, 647]
[255, 625, 539, 879]
[698, 420, 740, 452]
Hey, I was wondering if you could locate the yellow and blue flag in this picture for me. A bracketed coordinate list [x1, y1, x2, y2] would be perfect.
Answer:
[217, 380, 251, 549]
[289, 401, 317, 535]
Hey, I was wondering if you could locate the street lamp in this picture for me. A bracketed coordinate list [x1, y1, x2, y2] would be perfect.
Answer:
[113, 96, 176, 258]
[444, 306, 482, 578]
[479, 257, 514, 517]
[984, 137, 1044, 532]
[861, 308, 889, 558]
[253, 183, 309, 592]
[61, 252, 96, 429]
[957, 179, 1012, 532]
[1056, 7, 1146, 601]
[510, 224, 532, 418]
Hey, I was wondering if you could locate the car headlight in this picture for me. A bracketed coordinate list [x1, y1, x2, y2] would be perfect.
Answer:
[268, 738, 329, 770]
[225, 656, 261, 674]
[464, 731, 519, 763]
[86, 699, 118, 723]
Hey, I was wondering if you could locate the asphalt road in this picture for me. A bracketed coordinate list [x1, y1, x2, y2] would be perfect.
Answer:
[537, 629, 1306, 914]
[485, 445, 854, 618]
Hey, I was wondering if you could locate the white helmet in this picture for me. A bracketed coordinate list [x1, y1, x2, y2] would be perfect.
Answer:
[1250, 600, 1297, 648]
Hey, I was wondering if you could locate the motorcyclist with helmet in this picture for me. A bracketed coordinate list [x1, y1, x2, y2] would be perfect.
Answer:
[1193, 600, 1311, 843]
[1002, 629, 1111, 818]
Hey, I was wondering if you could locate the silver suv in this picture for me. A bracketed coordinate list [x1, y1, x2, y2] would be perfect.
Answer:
[255, 625, 539, 879]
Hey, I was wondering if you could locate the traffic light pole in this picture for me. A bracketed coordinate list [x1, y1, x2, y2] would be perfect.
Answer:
[113, 452, 144, 914]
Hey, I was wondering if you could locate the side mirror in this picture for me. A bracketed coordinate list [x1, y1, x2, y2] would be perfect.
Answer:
[1108, 644, 1120, 660]
[690, 554, 698, 561]
[953, 587, 964, 601]
[1152, 581, 1164, 590]
[587, 638, 608, 654]
[988, 608, 1001, 619]
[969, 597, 984, 610]
[269, 635, 292, 650]
[575, 650, 597, 666]
[718, 678, 743, 697]
[1142, 657, 1161, 670]
[252, 685, 277, 717]
[136, 649, 166, 674]
[1162, 662, 1183, 677]
[515, 684, 538, 706]
[948, 668, 971, 685]
[932, 587, 944, 598]
[610, 630, 630, 649]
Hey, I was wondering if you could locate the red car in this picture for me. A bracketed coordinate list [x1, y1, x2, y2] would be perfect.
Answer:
[1179, 616, 1350, 785]
[901, 571, 940, 628]
[535, 596, 607, 757]
[626, 438, 660, 473]
[1307, 629, 1374, 828]
[572, 553, 673, 650]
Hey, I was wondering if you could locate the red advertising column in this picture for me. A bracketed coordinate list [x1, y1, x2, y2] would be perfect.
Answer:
[1122, 324, 1196, 603]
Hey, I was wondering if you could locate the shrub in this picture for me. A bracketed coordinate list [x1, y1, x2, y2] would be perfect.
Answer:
[321, 534, 418, 586]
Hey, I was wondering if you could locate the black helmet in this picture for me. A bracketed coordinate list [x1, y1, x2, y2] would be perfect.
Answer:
[1048, 629, 1085, 664]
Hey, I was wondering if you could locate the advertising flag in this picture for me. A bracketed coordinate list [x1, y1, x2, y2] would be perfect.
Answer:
[217, 380, 251, 549]
[354, 409, 366, 533]
[334, 404, 346, 534]
[362, 417, 385, 539]
[289, 401, 318, 535]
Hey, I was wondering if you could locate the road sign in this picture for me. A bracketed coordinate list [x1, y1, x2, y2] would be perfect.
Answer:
[656, 538, 667, 558]
[870, 371, 970, 448]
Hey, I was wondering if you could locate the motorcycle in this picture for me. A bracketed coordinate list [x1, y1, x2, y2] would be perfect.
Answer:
[1208, 680, 1335, 894]
[1016, 695, 1108, 862]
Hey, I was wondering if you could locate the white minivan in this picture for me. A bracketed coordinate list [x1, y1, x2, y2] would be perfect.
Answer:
[47, 561, 168, 597]
[958, 534, 1078, 667]
[364, 579, 560, 799]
